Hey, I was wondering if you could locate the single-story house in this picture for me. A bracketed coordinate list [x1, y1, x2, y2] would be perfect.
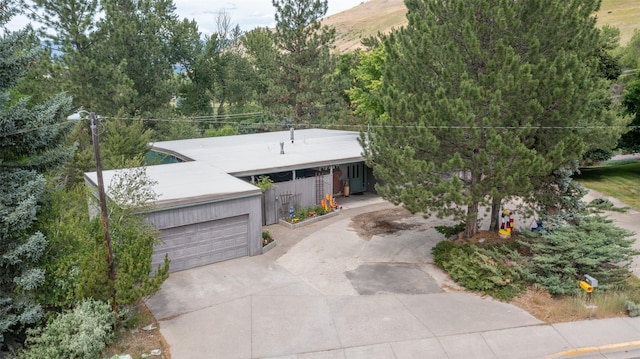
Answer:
[85, 129, 374, 272]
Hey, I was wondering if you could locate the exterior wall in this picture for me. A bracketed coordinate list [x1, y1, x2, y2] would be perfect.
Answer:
[145, 194, 262, 272]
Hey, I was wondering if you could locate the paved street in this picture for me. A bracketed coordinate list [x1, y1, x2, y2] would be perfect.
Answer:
[146, 193, 640, 358]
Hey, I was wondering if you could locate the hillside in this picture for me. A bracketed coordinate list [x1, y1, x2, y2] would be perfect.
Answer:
[325, 0, 639, 53]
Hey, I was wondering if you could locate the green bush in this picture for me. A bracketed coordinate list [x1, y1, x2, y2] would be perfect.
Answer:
[434, 221, 466, 238]
[587, 198, 629, 213]
[314, 205, 327, 216]
[518, 216, 638, 295]
[295, 207, 310, 220]
[625, 301, 640, 317]
[21, 299, 115, 359]
[432, 241, 527, 301]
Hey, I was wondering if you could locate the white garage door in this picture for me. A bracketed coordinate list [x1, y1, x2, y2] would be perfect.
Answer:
[152, 215, 249, 272]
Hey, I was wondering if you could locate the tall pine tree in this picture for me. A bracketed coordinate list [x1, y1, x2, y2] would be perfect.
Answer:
[0, 11, 75, 348]
[364, 0, 619, 238]
[268, 0, 343, 125]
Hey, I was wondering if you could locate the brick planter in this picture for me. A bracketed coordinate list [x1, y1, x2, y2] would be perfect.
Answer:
[262, 239, 277, 254]
[278, 210, 340, 229]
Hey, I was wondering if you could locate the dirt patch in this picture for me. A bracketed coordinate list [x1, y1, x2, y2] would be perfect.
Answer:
[102, 302, 171, 359]
[350, 207, 426, 240]
[511, 287, 628, 324]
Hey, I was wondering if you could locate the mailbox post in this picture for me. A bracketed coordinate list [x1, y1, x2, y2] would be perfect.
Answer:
[580, 275, 598, 304]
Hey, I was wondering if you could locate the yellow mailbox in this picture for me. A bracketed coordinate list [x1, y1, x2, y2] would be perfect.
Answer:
[579, 280, 593, 293]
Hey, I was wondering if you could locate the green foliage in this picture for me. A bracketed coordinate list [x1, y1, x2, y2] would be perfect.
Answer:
[587, 198, 629, 213]
[518, 216, 639, 295]
[314, 205, 327, 216]
[264, 0, 346, 124]
[36, 167, 169, 315]
[262, 231, 273, 246]
[619, 74, 640, 153]
[434, 222, 466, 238]
[106, 167, 170, 308]
[626, 300, 640, 317]
[347, 45, 386, 121]
[21, 299, 115, 359]
[364, 0, 620, 239]
[432, 241, 527, 301]
[618, 29, 640, 70]
[102, 119, 154, 170]
[203, 124, 239, 137]
[0, 11, 76, 347]
[254, 176, 274, 193]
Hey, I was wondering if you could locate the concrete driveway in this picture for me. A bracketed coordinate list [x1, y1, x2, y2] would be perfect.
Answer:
[145, 194, 640, 358]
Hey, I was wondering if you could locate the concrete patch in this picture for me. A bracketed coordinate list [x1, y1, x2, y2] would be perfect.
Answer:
[438, 333, 497, 359]
[397, 292, 542, 336]
[359, 228, 442, 264]
[299, 349, 346, 359]
[481, 325, 572, 358]
[327, 295, 434, 348]
[345, 263, 440, 295]
[157, 296, 251, 359]
[391, 338, 448, 359]
[251, 296, 341, 358]
[344, 343, 396, 359]
[146, 256, 300, 320]
[553, 318, 640, 348]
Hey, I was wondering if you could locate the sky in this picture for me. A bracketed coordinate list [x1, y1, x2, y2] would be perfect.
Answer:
[7, 0, 367, 35]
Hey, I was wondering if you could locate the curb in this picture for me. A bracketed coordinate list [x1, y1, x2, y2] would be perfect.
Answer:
[546, 340, 640, 358]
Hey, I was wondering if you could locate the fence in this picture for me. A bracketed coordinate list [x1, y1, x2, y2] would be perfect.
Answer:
[262, 174, 333, 225]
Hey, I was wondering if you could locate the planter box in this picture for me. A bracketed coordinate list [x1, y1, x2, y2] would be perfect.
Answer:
[262, 239, 277, 254]
[278, 210, 340, 229]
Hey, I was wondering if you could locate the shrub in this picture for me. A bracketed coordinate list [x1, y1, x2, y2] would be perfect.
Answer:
[262, 231, 273, 246]
[518, 216, 638, 295]
[587, 198, 629, 213]
[314, 205, 327, 216]
[21, 299, 115, 359]
[434, 221, 466, 238]
[625, 301, 640, 317]
[432, 241, 527, 301]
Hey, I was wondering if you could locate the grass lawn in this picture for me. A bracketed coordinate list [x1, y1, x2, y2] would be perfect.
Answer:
[576, 160, 640, 210]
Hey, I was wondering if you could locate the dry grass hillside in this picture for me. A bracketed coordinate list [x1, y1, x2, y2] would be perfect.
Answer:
[325, 0, 639, 53]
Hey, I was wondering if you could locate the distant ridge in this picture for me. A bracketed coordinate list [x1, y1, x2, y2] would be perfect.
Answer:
[325, 0, 639, 53]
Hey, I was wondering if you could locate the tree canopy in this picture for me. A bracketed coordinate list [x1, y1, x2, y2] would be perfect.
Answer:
[0, 15, 75, 347]
[363, 0, 621, 238]
[261, 0, 344, 125]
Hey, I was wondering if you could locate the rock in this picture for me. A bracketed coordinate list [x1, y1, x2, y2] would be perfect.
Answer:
[142, 324, 156, 331]
[150, 349, 162, 356]
[141, 354, 149, 358]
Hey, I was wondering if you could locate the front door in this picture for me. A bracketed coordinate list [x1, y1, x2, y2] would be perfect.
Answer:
[347, 162, 366, 194]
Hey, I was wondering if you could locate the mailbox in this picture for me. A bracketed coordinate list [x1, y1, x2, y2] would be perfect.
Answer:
[579, 281, 593, 293]
[583, 275, 598, 288]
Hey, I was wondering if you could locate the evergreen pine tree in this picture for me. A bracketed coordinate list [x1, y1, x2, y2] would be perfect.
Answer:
[0, 15, 75, 348]
[364, 0, 620, 237]
[268, 0, 343, 124]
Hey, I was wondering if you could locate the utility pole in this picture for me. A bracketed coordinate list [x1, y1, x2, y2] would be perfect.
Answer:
[89, 112, 117, 312]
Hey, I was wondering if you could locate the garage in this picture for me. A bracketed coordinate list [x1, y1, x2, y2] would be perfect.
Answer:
[151, 215, 249, 272]
[85, 161, 263, 273]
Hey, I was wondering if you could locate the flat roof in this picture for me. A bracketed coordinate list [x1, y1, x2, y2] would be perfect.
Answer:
[84, 161, 261, 210]
[151, 129, 364, 177]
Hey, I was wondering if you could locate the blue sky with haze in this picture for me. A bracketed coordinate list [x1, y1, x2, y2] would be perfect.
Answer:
[8, 0, 367, 34]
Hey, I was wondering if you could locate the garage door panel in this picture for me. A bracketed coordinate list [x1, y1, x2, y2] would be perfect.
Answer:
[152, 215, 249, 272]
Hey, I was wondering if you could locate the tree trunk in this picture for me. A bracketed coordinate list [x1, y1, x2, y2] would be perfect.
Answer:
[464, 201, 479, 238]
[489, 196, 502, 231]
